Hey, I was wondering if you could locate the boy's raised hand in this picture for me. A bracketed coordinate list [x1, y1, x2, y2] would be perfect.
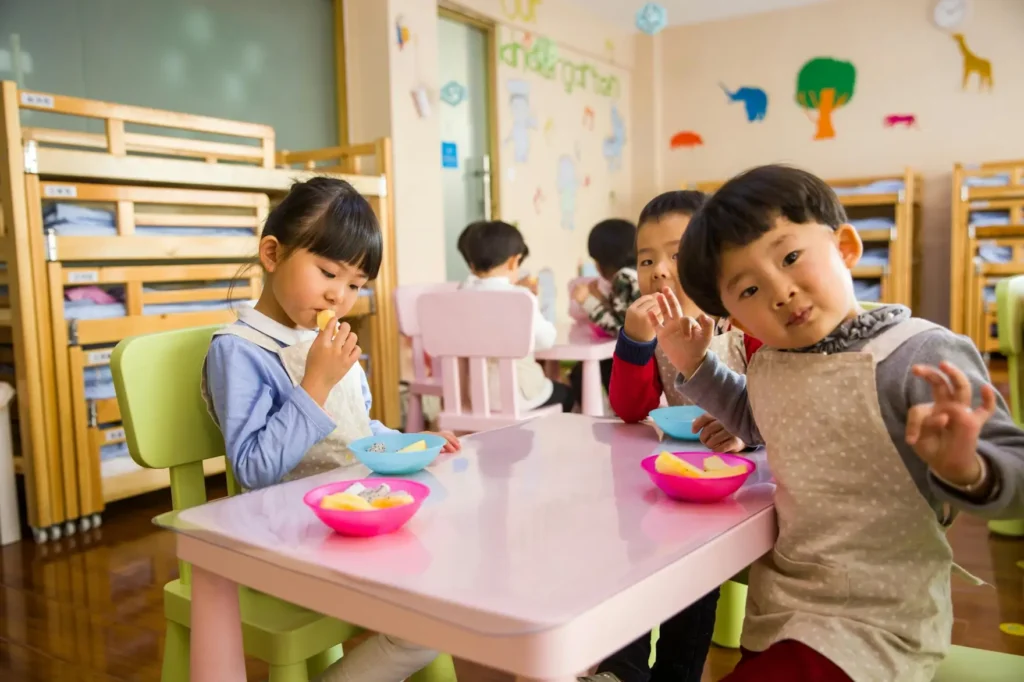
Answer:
[905, 361, 997, 487]
[624, 295, 663, 342]
[648, 286, 714, 379]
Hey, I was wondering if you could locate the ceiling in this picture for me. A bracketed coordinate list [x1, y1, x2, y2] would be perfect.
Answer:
[564, 0, 836, 29]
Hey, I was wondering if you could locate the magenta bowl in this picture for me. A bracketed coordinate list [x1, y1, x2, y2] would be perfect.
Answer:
[641, 452, 755, 503]
[303, 478, 430, 537]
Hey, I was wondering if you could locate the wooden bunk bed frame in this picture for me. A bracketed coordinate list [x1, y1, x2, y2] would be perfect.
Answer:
[0, 80, 399, 542]
[950, 160, 1024, 353]
[687, 168, 921, 308]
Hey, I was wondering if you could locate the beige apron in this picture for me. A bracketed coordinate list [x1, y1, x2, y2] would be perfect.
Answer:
[657, 329, 748, 406]
[744, 318, 954, 682]
[201, 323, 372, 482]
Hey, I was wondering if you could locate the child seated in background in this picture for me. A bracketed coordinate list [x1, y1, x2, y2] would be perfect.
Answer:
[569, 218, 641, 408]
[457, 220, 574, 412]
[660, 164, 1024, 681]
[580, 192, 759, 682]
[203, 177, 458, 682]
[609, 191, 761, 449]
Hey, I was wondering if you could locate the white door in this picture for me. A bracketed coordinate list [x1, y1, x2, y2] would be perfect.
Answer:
[438, 13, 495, 282]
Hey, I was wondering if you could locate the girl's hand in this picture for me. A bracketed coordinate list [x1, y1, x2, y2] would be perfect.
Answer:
[300, 321, 361, 406]
[905, 361, 997, 487]
[424, 430, 461, 453]
[648, 286, 714, 379]
[693, 413, 746, 453]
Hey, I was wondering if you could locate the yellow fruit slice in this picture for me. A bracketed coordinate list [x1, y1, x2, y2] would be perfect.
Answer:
[316, 309, 337, 331]
[397, 440, 427, 453]
[701, 464, 748, 479]
[320, 492, 373, 511]
[370, 493, 415, 509]
[703, 455, 730, 471]
[655, 451, 704, 478]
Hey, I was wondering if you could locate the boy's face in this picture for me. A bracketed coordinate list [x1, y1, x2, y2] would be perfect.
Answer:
[717, 218, 863, 350]
[637, 214, 701, 317]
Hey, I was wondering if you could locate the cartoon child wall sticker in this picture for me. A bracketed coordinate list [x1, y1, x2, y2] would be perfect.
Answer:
[557, 154, 578, 230]
[603, 103, 626, 172]
[505, 79, 538, 163]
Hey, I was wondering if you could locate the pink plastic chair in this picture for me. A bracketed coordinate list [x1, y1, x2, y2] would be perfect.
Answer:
[394, 282, 460, 432]
[418, 288, 562, 433]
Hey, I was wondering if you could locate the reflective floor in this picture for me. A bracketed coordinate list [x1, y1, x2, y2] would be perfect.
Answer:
[1, 475, 1021, 682]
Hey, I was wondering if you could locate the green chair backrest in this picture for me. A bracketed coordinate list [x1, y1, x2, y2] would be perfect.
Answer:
[997, 276, 1024, 426]
[110, 325, 239, 513]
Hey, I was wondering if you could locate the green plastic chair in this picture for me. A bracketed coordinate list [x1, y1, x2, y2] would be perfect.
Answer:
[994, 276, 1024, 537]
[111, 326, 457, 682]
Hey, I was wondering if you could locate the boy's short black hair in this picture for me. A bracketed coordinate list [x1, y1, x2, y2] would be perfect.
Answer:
[458, 220, 529, 272]
[678, 164, 848, 317]
[588, 219, 637, 273]
[637, 190, 707, 228]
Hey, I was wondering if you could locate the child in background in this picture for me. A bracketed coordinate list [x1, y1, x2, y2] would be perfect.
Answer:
[457, 220, 574, 412]
[609, 191, 761, 449]
[579, 192, 756, 682]
[203, 177, 458, 682]
[661, 165, 1024, 681]
[569, 218, 641, 408]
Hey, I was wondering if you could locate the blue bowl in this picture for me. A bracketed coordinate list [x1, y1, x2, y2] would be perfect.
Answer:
[349, 433, 445, 475]
[649, 406, 706, 441]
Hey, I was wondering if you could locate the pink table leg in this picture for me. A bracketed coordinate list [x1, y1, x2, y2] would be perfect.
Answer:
[190, 566, 246, 682]
[579, 359, 603, 417]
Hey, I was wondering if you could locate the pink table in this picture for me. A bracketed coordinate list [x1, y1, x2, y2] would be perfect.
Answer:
[158, 414, 776, 682]
[535, 325, 616, 417]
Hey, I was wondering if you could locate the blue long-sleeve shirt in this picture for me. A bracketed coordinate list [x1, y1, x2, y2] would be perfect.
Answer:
[204, 313, 396, 490]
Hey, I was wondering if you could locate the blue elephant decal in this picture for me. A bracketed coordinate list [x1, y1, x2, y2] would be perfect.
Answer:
[720, 83, 768, 122]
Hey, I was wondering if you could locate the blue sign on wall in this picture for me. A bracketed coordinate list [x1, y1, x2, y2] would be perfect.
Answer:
[441, 141, 458, 169]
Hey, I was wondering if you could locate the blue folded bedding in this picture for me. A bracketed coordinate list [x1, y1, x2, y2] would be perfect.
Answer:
[832, 180, 905, 196]
[44, 203, 254, 237]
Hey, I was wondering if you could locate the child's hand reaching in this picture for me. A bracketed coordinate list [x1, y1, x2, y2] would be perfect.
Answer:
[693, 413, 746, 453]
[905, 361, 997, 488]
[623, 295, 661, 342]
[301, 321, 361, 406]
[572, 282, 591, 304]
[423, 430, 461, 453]
[648, 287, 715, 379]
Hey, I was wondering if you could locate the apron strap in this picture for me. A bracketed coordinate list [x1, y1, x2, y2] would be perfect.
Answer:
[211, 323, 285, 355]
[861, 318, 939, 364]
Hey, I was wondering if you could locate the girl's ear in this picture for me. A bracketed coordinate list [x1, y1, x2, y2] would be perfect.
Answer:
[258, 236, 282, 273]
[835, 224, 863, 269]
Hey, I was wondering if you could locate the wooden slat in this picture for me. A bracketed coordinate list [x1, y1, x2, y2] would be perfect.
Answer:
[851, 265, 886, 278]
[69, 347, 100, 516]
[35, 147, 385, 196]
[53, 236, 258, 262]
[94, 398, 120, 425]
[62, 263, 246, 285]
[71, 310, 242, 346]
[101, 457, 225, 503]
[40, 181, 270, 207]
[18, 89, 273, 140]
[141, 286, 244, 304]
[134, 213, 259, 228]
[857, 229, 894, 243]
[24, 127, 267, 163]
[277, 143, 377, 165]
[838, 193, 902, 208]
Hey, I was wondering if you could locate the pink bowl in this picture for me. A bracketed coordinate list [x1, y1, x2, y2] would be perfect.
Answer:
[303, 478, 430, 537]
[641, 452, 755, 504]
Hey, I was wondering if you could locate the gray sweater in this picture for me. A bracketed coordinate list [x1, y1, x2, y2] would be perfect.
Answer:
[677, 305, 1024, 523]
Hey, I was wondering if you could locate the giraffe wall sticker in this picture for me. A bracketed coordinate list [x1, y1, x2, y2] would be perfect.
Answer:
[953, 33, 993, 91]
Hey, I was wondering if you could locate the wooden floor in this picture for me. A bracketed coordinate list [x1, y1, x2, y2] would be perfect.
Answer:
[1, 478, 1022, 682]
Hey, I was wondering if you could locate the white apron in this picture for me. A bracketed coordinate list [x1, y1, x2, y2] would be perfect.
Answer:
[743, 318, 954, 682]
[201, 323, 372, 482]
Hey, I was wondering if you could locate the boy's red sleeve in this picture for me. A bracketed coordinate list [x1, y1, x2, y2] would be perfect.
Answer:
[743, 334, 764, 363]
[609, 331, 664, 423]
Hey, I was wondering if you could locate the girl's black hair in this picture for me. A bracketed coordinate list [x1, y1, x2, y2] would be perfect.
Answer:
[264, 176, 383, 279]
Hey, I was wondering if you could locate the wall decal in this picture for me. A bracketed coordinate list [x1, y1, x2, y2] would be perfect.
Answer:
[636, 3, 668, 36]
[720, 83, 768, 122]
[583, 175, 591, 187]
[670, 130, 704, 149]
[953, 33, 993, 91]
[533, 187, 545, 214]
[605, 38, 615, 64]
[883, 113, 919, 129]
[795, 57, 857, 140]
[603, 104, 626, 172]
[502, 0, 542, 23]
[582, 106, 595, 129]
[440, 81, 466, 106]
[395, 16, 410, 49]
[932, 0, 970, 31]
[505, 79, 538, 163]
[499, 33, 620, 97]
[557, 155, 578, 230]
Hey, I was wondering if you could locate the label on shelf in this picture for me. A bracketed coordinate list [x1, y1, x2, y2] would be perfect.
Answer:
[43, 185, 77, 198]
[86, 350, 112, 365]
[67, 270, 99, 284]
[20, 92, 55, 108]
[104, 427, 125, 443]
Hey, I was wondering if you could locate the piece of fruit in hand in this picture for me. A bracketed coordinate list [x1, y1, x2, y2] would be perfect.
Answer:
[317, 309, 336, 331]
